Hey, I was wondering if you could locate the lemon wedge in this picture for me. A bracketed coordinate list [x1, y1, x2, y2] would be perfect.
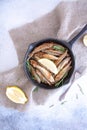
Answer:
[83, 34, 87, 46]
[38, 58, 58, 74]
[6, 86, 28, 104]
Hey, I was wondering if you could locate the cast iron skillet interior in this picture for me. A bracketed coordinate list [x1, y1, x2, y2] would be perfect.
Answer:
[24, 24, 87, 89]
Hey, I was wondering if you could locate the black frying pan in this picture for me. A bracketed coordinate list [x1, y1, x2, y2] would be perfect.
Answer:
[24, 24, 87, 89]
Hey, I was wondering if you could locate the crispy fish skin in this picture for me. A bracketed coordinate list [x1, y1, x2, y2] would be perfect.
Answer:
[30, 60, 54, 83]
[34, 52, 44, 60]
[34, 52, 58, 60]
[29, 43, 54, 58]
[36, 69, 51, 85]
[55, 62, 71, 83]
[31, 67, 41, 83]
[55, 50, 68, 66]
[42, 49, 63, 56]
[57, 57, 71, 73]
[42, 53, 58, 60]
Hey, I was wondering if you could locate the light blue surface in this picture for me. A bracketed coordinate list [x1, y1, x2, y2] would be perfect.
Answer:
[0, 105, 87, 130]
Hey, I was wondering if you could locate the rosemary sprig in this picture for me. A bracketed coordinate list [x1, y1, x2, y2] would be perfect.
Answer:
[55, 72, 68, 87]
[76, 94, 78, 99]
[26, 60, 31, 72]
[61, 101, 67, 105]
[77, 84, 84, 95]
[33, 86, 39, 92]
[32, 76, 35, 80]
[49, 104, 54, 108]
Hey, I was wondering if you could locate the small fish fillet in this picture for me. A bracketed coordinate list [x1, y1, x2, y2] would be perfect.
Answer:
[29, 43, 54, 58]
[42, 49, 63, 56]
[57, 57, 71, 73]
[55, 50, 68, 66]
[43, 54, 58, 60]
[34, 52, 58, 60]
[36, 69, 51, 85]
[30, 60, 54, 83]
[31, 67, 41, 83]
[34, 52, 45, 60]
[55, 61, 71, 82]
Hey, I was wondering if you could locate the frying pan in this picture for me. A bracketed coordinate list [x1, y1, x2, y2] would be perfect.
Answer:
[24, 24, 87, 89]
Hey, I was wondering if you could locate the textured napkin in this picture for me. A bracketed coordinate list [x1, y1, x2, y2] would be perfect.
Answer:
[0, 0, 87, 111]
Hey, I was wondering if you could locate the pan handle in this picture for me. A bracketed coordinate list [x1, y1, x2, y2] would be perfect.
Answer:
[69, 24, 87, 46]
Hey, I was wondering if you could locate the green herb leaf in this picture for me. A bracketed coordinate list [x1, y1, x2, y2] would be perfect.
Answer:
[32, 76, 35, 80]
[77, 84, 84, 95]
[17, 78, 20, 82]
[61, 101, 67, 105]
[55, 79, 63, 87]
[55, 72, 68, 87]
[53, 45, 65, 52]
[26, 60, 31, 72]
[76, 94, 78, 99]
[49, 104, 54, 108]
[33, 86, 39, 92]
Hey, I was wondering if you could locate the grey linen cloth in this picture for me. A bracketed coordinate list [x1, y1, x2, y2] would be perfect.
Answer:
[0, 0, 87, 113]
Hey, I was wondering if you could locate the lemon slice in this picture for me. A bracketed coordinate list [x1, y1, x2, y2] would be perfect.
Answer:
[38, 58, 58, 74]
[83, 34, 87, 46]
[6, 86, 28, 104]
